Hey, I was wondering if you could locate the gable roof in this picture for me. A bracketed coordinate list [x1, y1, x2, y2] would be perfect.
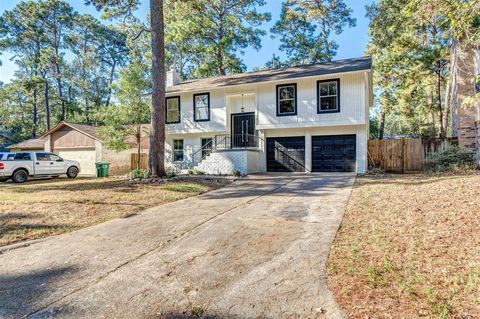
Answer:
[167, 56, 372, 93]
[40, 122, 102, 141]
[6, 138, 45, 150]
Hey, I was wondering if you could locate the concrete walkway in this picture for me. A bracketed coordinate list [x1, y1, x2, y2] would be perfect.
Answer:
[0, 173, 355, 319]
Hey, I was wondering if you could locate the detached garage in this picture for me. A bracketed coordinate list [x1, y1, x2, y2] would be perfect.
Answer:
[41, 122, 139, 176]
[41, 122, 101, 176]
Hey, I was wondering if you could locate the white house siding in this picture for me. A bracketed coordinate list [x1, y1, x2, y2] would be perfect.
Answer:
[165, 132, 219, 170]
[256, 72, 367, 129]
[166, 90, 228, 135]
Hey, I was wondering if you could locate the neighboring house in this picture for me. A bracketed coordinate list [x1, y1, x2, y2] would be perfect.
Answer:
[6, 122, 148, 176]
[40, 122, 144, 176]
[451, 47, 480, 166]
[164, 56, 373, 175]
[6, 138, 45, 152]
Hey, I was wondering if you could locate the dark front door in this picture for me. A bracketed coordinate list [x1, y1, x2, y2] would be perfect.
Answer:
[231, 112, 255, 148]
[312, 135, 356, 172]
[266, 137, 306, 172]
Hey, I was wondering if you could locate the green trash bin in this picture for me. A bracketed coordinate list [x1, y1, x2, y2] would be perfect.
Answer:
[95, 162, 110, 178]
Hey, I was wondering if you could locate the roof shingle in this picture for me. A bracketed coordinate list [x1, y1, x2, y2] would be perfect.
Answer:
[167, 56, 372, 93]
[6, 138, 44, 150]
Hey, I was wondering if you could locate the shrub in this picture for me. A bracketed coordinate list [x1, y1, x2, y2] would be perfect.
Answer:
[232, 169, 241, 177]
[187, 169, 194, 175]
[165, 166, 177, 178]
[130, 169, 147, 179]
[193, 169, 205, 175]
[424, 145, 476, 172]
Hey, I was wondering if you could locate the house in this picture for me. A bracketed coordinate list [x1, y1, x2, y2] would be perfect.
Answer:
[6, 138, 45, 152]
[40, 122, 147, 176]
[164, 56, 373, 175]
[451, 47, 480, 166]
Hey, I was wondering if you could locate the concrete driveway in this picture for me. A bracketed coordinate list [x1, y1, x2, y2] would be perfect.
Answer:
[0, 173, 355, 319]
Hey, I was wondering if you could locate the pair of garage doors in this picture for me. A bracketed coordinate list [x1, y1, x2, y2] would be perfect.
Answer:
[266, 135, 356, 172]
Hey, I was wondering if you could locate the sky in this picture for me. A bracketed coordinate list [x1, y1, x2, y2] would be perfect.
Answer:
[0, 0, 374, 84]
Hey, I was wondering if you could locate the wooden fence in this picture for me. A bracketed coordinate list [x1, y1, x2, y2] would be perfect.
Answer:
[131, 153, 148, 171]
[368, 138, 457, 173]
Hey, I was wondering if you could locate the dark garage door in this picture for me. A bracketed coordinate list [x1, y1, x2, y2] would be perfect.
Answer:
[312, 135, 356, 172]
[267, 137, 305, 172]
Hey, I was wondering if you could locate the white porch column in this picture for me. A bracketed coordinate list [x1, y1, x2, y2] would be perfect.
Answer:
[305, 132, 312, 173]
[258, 129, 266, 173]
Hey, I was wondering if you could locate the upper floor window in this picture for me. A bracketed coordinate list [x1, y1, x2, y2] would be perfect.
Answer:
[317, 79, 340, 113]
[166, 96, 181, 124]
[173, 139, 184, 162]
[276, 84, 297, 116]
[193, 93, 210, 122]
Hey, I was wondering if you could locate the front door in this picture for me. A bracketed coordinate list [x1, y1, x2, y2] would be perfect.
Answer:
[231, 112, 255, 148]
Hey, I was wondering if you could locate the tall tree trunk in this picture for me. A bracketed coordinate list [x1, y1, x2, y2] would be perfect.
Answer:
[136, 125, 141, 170]
[436, 63, 446, 139]
[449, 39, 459, 137]
[148, 0, 166, 177]
[321, 21, 331, 60]
[32, 89, 38, 137]
[55, 62, 65, 120]
[379, 110, 386, 140]
[44, 79, 51, 130]
[105, 60, 117, 108]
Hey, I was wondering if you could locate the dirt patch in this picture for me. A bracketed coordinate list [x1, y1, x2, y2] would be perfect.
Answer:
[327, 172, 480, 319]
[0, 176, 230, 247]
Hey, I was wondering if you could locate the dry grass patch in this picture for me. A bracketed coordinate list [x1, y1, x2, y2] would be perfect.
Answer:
[328, 172, 480, 319]
[0, 177, 230, 247]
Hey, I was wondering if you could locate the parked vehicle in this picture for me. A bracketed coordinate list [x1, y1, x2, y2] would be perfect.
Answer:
[0, 152, 15, 161]
[0, 151, 80, 183]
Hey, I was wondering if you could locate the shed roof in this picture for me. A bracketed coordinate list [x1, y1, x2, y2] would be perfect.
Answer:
[40, 122, 101, 141]
[6, 138, 45, 150]
[167, 56, 372, 93]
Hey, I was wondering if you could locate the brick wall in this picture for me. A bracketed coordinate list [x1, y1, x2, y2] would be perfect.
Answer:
[195, 150, 260, 175]
[456, 47, 477, 153]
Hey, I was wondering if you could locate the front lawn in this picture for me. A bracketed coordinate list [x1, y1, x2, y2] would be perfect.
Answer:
[0, 177, 230, 247]
[328, 172, 480, 319]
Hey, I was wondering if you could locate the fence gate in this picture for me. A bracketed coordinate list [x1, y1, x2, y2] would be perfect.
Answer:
[131, 153, 148, 171]
[368, 138, 456, 173]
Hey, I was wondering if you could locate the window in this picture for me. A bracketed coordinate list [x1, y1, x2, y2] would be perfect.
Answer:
[14, 153, 31, 160]
[276, 84, 297, 116]
[317, 79, 340, 113]
[193, 93, 210, 121]
[201, 138, 213, 159]
[48, 154, 63, 162]
[36, 153, 50, 161]
[173, 139, 184, 162]
[166, 96, 181, 124]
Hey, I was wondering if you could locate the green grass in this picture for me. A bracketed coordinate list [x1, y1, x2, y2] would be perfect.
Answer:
[162, 183, 205, 193]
